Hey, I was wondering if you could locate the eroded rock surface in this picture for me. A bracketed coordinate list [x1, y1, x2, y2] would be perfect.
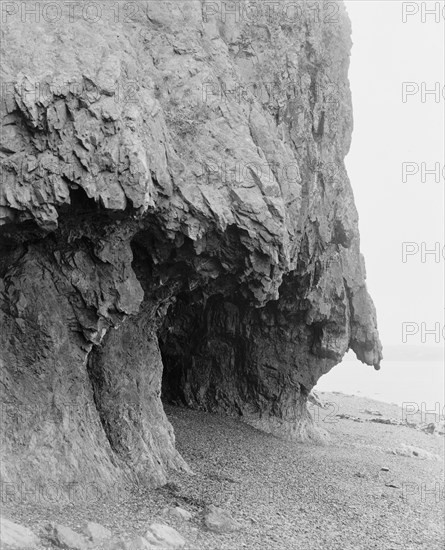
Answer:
[0, 1, 381, 488]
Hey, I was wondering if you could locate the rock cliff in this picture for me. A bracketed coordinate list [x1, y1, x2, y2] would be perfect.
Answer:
[0, 1, 382, 489]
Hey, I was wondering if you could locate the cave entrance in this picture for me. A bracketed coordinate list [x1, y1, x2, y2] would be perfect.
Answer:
[158, 292, 247, 414]
[158, 291, 206, 407]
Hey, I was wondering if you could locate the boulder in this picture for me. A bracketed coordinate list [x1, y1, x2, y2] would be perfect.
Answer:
[85, 521, 112, 543]
[144, 523, 185, 549]
[203, 505, 241, 534]
[46, 523, 89, 550]
[0, 517, 39, 548]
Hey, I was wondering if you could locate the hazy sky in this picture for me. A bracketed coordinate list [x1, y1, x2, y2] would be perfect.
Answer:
[344, 1, 444, 349]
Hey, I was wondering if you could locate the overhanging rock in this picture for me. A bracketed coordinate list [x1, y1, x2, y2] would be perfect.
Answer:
[0, 1, 382, 488]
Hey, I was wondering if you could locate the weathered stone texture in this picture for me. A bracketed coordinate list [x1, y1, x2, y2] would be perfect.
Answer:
[0, 1, 381, 487]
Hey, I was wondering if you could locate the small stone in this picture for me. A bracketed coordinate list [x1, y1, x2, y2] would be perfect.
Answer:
[47, 523, 89, 550]
[422, 423, 436, 434]
[168, 507, 193, 521]
[0, 517, 39, 548]
[145, 523, 185, 549]
[203, 505, 241, 534]
[85, 521, 112, 543]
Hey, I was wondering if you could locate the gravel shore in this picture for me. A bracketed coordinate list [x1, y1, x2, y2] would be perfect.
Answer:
[2, 393, 444, 550]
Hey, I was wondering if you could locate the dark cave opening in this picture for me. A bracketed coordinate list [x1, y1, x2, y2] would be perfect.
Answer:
[129, 222, 257, 414]
[158, 291, 205, 406]
[128, 223, 341, 429]
[157, 292, 242, 411]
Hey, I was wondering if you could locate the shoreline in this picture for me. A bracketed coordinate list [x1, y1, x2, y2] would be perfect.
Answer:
[1, 393, 444, 549]
[315, 360, 445, 407]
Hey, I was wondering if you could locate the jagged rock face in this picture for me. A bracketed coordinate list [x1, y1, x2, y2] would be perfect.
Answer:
[0, 1, 381, 487]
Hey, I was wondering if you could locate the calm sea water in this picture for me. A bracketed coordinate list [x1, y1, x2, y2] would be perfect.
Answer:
[315, 360, 445, 409]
